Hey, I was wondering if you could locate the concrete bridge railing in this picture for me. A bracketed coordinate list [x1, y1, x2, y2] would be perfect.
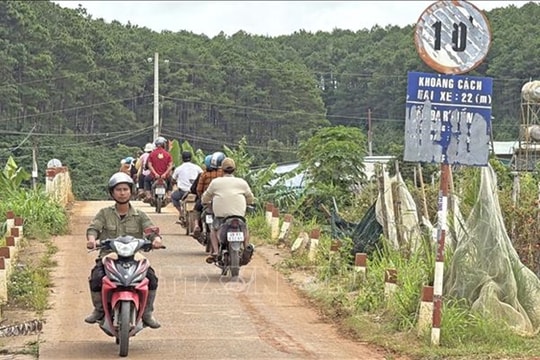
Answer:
[45, 166, 74, 207]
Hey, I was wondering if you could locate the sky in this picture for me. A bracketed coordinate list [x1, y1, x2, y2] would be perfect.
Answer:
[52, 1, 535, 37]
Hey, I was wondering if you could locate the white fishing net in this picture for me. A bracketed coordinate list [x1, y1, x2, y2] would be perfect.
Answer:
[375, 171, 425, 253]
[445, 165, 540, 335]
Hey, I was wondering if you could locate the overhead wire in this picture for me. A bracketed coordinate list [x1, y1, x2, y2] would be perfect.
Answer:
[0, 127, 152, 137]
[161, 127, 298, 154]
[0, 95, 153, 124]
[0, 56, 525, 155]
[0, 126, 152, 151]
[0, 60, 152, 89]
[161, 60, 535, 82]
[160, 95, 523, 126]
[7, 125, 37, 152]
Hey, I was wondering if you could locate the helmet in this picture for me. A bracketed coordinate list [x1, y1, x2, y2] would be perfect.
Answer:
[108, 172, 134, 193]
[204, 154, 213, 170]
[210, 151, 225, 168]
[222, 157, 236, 171]
[144, 143, 155, 152]
[154, 136, 167, 147]
[181, 151, 192, 162]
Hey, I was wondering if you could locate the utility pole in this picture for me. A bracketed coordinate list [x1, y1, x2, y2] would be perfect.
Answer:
[32, 135, 38, 190]
[367, 107, 373, 156]
[153, 52, 159, 142]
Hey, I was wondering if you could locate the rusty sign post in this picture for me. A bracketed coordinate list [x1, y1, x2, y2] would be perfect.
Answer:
[409, 0, 492, 346]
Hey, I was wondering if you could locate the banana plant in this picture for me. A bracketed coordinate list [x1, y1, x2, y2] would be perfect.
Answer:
[0, 156, 31, 199]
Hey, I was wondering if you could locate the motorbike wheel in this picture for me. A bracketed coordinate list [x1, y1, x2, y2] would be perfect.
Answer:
[155, 197, 162, 213]
[185, 211, 192, 235]
[229, 248, 240, 278]
[118, 301, 131, 357]
[204, 233, 211, 253]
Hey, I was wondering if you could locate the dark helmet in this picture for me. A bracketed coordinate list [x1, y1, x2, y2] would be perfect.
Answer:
[108, 172, 134, 194]
[210, 151, 225, 169]
[182, 151, 192, 162]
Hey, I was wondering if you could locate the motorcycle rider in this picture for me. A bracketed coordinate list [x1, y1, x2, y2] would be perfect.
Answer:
[144, 136, 174, 202]
[171, 151, 203, 223]
[85, 172, 163, 328]
[201, 157, 254, 263]
[194, 152, 225, 236]
[136, 142, 155, 199]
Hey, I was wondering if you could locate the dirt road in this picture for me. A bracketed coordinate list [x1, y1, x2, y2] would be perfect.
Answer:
[37, 200, 393, 359]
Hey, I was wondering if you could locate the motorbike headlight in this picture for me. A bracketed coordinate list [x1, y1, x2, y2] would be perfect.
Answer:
[114, 241, 138, 257]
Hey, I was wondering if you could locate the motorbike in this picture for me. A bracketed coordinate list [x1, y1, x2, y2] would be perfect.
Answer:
[198, 205, 213, 253]
[150, 177, 168, 213]
[93, 236, 164, 357]
[213, 215, 255, 279]
[178, 192, 197, 235]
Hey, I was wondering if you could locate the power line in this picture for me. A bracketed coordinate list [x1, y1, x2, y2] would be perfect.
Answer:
[0, 60, 151, 89]
[0, 127, 151, 137]
[0, 127, 152, 151]
[161, 127, 297, 154]
[160, 95, 523, 125]
[160, 60, 535, 82]
[0, 95, 153, 124]
[161, 95, 324, 117]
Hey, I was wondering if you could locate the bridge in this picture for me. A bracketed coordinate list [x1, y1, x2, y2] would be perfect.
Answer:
[0, 167, 387, 359]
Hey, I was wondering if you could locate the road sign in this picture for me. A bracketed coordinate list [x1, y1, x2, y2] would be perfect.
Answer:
[404, 71, 493, 166]
[415, 1, 492, 74]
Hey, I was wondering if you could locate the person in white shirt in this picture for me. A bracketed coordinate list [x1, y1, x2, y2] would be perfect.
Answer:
[171, 151, 203, 222]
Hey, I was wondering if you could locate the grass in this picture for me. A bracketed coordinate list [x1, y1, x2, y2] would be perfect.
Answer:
[7, 238, 57, 313]
[248, 212, 540, 360]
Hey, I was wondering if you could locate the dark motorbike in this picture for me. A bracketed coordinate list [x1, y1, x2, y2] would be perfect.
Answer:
[214, 215, 254, 278]
[198, 205, 213, 253]
[150, 177, 168, 213]
[93, 236, 164, 357]
[178, 193, 197, 235]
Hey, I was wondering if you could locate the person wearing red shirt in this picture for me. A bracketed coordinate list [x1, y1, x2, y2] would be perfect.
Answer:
[144, 136, 174, 201]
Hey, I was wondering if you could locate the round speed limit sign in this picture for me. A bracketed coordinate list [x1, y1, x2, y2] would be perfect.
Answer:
[415, 1, 492, 74]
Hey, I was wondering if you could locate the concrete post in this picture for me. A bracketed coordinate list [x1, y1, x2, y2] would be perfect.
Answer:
[384, 268, 398, 299]
[271, 207, 280, 240]
[308, 228, 320, 262]
[278, 214, 293, 242]
[418, 285, 434, 336]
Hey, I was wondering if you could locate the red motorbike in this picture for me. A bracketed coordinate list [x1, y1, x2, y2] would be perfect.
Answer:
[95, 236, 163, 357]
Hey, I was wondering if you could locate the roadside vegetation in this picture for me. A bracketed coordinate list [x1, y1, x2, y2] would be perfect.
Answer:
[0, 157, 69, 313]
[243, 127, 540, 360]
[5, 128, 540, 359]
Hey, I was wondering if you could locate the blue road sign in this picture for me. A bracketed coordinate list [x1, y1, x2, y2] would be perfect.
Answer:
[404, 71, 493, 166]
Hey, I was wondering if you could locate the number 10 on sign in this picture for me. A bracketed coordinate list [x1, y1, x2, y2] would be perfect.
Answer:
[415, 1, 492, 75]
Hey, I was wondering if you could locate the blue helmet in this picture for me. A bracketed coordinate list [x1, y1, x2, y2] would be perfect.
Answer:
[210, 152, 225, 169]
[204, 155, 213, 170]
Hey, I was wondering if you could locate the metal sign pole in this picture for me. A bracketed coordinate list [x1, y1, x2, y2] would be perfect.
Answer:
[410, 0, 493, 346]
[432, 163, 449, 344]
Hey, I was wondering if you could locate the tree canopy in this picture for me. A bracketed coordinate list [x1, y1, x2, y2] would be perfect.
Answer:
[0, 1, 539, 198]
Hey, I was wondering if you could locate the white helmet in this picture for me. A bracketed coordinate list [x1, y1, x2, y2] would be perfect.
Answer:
[154, 136, 167, 147]
[108, 172, 134, 194]
[144, 143, 155, 152]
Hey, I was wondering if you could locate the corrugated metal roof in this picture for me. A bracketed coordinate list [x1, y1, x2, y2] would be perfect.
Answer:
[272, 156, 395, 188]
